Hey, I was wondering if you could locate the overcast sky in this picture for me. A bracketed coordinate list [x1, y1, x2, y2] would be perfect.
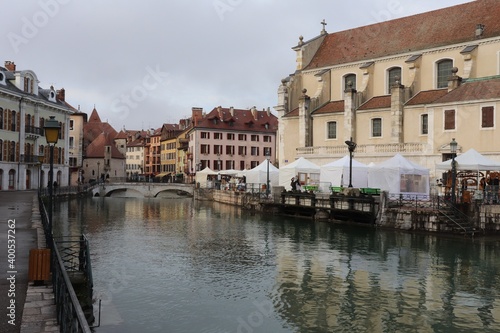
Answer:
[2, 0, 472, 131]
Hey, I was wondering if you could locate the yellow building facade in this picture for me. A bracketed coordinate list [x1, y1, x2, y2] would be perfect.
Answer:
[276, 0, 500, 179]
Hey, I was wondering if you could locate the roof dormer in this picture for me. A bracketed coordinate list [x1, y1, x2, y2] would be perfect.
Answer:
[14, 70, 39, 95]
[48, 86, 57, 102]
[0, 70, 6, 86]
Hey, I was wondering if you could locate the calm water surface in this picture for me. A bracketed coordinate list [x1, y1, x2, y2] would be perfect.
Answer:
[53, 196, 500, 333]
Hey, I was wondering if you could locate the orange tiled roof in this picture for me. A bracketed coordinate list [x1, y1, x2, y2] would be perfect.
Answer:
[434, 76, 500, 104]
[405, 89, 449, 106]
[305, 0, 500, 70]
[86, 132, 125, 159]
[312, 100, 344, 115]
[83, 108, 118, 145]
[358, 96, 391, 110]
[194, 107, 278, 132]
[283, 107, 299, 118]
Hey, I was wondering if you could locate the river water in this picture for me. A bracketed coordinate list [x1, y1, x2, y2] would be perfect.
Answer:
[53, 195, 500, 333]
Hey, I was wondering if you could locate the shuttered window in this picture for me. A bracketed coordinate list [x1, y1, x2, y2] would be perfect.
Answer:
[482, 106, 494, 128]
[444, 110, 455, 130]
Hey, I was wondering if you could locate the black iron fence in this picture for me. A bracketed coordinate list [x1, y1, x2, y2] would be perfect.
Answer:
[38, 195, 93, 333]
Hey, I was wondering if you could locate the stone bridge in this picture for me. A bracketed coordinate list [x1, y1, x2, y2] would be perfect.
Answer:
[92, 182, 194, 197]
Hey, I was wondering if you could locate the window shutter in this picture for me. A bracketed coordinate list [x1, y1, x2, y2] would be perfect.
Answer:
[16, 112, 20, 131]
[444, 110, 455, 130]
[482, 106, 494, 128]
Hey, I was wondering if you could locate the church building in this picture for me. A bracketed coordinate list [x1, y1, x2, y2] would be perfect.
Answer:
[275, 0, 500, 178]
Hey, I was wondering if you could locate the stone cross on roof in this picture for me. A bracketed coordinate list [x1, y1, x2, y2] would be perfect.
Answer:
[321, 19, 327, 35]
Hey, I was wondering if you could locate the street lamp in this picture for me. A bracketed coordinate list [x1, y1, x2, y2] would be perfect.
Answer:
[450, 138, 458, 205]
[37, 155, 44, 194]
[44, 116, 61, 249]
[97, 161, 100, 184]
[266, 151, 271, 197]
[345, 137, 357, 188]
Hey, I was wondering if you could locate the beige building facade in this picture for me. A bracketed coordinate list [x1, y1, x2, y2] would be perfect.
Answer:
[276, 0, 500, 179]
[0, 61, 73, 190]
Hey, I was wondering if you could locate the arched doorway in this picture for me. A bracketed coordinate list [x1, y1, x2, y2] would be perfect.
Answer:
[8, 169, 15, 190]
[26, 170, 31, 189]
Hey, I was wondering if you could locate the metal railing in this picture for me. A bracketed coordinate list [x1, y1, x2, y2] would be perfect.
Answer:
[39, 195, 93, 333]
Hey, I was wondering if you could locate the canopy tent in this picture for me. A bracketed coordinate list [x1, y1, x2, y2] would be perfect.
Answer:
[368, 154, 430, 195]
[245, 160, 279, 187]
[320, 155, 369, 188]
[279, 157, 321, 190]
[436, 148, 500, 171]
[195, 167, 217, 185]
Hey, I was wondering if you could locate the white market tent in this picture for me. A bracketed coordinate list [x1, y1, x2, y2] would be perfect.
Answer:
[320, 155, 369, 188]
[436, 148, 500, 171]
[279, 157, 321, 190]
[195, 167, 217, 186]
[368, 154, 430, 195]
[245, 160, 279, 187]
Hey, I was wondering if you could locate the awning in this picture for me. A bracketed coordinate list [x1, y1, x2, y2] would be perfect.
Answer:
[154, 172, 170, 178]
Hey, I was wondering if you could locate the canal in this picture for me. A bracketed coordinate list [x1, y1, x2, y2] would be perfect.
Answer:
[53, 195, 500, 333]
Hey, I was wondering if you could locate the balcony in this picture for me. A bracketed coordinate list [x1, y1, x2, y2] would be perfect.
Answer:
[297, 143, 430, 158]
[21, 154, 42, 164]
[25, 125, 43, 140]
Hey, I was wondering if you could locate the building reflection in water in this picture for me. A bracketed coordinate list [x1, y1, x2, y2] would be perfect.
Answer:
[272, 223, 500, 332]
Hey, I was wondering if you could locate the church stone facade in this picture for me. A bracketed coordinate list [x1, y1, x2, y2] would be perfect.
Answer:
[275, 0, 500, 178]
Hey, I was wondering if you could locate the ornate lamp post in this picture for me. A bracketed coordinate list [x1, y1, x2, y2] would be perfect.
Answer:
[37, 154, 44, 194]
[43, 116, 61, 249]
[97, 161, 100, 184]
[266, 151, 271, 197]
[450, 138, 458, 205]
[345, 137, 357, 188]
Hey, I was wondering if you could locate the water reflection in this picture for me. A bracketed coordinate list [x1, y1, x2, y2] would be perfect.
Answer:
[53, 197, 500, 333]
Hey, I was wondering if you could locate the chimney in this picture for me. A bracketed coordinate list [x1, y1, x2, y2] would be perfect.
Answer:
[229, 106, 234, 117]
[4, 61, 16, 71]
[251, 106, 257, 120]
[447, 67, 462, 92]
[266, 107, 271, 116]
[56, 88, 65, 102]
[192, 107, 203, 121]
[217, 106, 222, 119]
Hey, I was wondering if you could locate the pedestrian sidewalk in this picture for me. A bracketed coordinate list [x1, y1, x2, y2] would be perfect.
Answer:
[19, 195, 59, 333]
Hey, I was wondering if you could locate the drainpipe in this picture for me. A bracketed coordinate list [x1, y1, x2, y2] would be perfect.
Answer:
[17, 97, 23, 190]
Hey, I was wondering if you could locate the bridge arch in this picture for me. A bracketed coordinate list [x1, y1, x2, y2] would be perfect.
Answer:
[92, 183, 194, 198]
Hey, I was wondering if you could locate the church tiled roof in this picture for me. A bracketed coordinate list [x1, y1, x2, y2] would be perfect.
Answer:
[434, 76, 500, 104]
[304, 0, 500, 70]
[312, 100, 344, 115]
[405, 89, 449, 106]
[358, 96, 391, 110]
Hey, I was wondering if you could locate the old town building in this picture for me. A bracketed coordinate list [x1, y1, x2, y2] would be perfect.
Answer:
[82, 108, 126, 182]
[186, 106, 278, 173]
[276, 0, 500, 178]
[0, 61, 74, 190]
